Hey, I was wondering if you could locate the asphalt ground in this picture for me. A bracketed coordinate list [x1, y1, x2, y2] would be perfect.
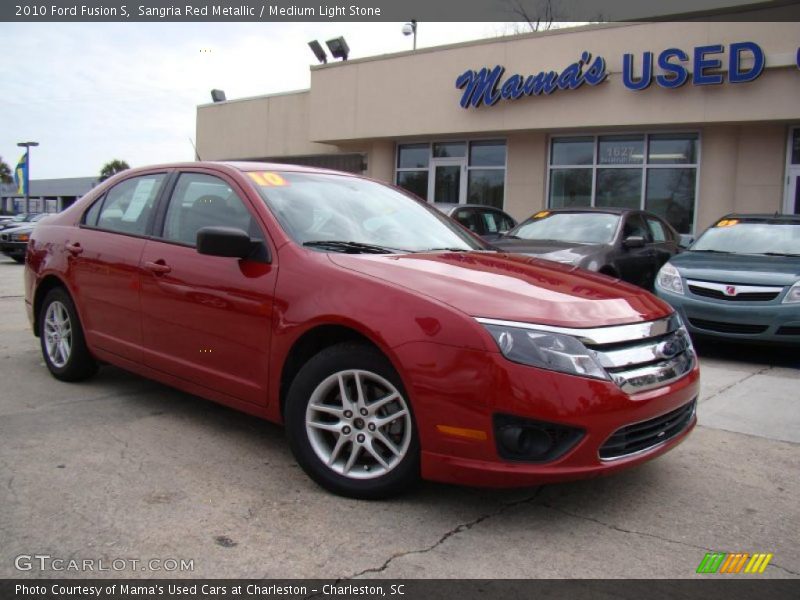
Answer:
[0, 255, 798, 579]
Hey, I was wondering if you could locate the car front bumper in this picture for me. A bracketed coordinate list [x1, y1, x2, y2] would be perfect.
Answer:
[393, 341, 700, 488]
[656, 287, 800, 344]
[0, 241, 27, 259]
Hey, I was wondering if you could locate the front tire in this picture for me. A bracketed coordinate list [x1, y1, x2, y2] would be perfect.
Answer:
[39, 287, 98, 382]
[285, 343, 420, 499]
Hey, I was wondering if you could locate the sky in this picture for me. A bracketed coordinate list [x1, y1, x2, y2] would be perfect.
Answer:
[0, 22, 524, 180]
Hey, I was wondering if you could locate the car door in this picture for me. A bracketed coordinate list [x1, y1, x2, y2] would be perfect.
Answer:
[645, 215, 677, 273]
[615, 213, 656, 288]
[138, 169, 277, 406]
[68, 171, 168, 361]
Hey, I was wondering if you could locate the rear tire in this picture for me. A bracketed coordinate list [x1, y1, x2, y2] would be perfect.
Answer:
[285, 343, 420, 499]
[39, 287, 98, 382]
[11, 255, 25, 264]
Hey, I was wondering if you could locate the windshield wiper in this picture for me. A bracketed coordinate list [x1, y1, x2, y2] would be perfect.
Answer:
[762, 252, 800, 257]
[303, 240, 410, 254]
[691, 249, 731, 254]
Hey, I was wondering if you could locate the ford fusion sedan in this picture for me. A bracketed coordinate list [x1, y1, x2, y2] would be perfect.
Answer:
[656, 214, 800, 344]
[493, 208, 680, 289]
[24, 162, 698, 498]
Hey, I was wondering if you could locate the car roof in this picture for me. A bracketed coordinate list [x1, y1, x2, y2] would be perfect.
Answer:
[432, 202, 510, 212]
[536, 207, 633, 216]
[116, 161, 352, 178]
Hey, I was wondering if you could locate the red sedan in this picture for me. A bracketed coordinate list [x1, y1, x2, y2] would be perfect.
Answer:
[24, 162, 699, 498]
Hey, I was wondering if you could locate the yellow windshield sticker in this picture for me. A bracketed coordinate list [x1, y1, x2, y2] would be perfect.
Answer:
[716, 219, 739, 227]
[533, 211, 550, 219]
[248, 172, 288, 187]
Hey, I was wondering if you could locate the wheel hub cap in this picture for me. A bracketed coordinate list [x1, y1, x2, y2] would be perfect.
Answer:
[43, 301, 72, 369]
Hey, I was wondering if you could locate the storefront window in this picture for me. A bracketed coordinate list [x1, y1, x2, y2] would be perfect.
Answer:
[397, 144, 429, 169]
[433, 142, 466, 158]
[549, 169, 592, 208]
[549, 133, 699, 232]
[551, 137, 593, 166]
[469, 141, 506, 167]
[598, 135, 644, 165]
[596, 168, 641, 209]
[468, 170, 504, 209]
[646, 169, 696, 234]
[396, 170, 428, 200]
[792, 129, 800, 165]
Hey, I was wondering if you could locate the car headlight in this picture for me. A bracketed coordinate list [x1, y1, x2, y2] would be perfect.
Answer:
[10, 232, 30, 242]
[482, 323, 608, 380]
[656, 263, 684, 295]
[783, 281, 800, 304]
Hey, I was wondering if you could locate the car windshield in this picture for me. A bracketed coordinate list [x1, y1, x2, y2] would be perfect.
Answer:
[692, 220, 800, 256]
[250, 171, 487, 253]
[510, 212, 620, 244]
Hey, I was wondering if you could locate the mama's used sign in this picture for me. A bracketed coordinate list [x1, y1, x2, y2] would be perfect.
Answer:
[456, 41, 787, 109]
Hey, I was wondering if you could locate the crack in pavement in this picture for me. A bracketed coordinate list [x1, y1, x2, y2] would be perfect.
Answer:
[339, 488, 545, 581]
[699, 365, 773, 405]
[539, 503, 800, 577]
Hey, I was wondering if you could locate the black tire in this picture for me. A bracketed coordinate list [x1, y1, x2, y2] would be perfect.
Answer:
[39, 287, 98, 382]
[12, 255, 25, 264]
[285, 342, 420, 499]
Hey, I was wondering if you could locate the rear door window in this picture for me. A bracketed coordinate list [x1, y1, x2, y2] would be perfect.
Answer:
[95, 174, 166, 236]
[453, 208, 483, 235]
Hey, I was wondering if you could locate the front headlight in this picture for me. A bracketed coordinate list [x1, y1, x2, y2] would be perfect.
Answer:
[10, 232, 30, 242]
[783, 281, 800, 304]
[656, 263, 684, 295]
[482, 323, 608, 380]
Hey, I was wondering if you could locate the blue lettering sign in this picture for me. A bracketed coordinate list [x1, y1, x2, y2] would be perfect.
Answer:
[456, 51, 607, 109]
[728, 41, 764, 83]
[693, 44, 725, 86]
[656, 48, 690, 89]
[622, 52, 653, 90]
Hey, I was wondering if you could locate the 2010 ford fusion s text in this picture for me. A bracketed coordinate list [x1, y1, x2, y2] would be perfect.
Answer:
[24, 162, 699, 498]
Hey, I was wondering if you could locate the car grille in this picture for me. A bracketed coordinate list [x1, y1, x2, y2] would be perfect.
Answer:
[776, 326, 800, 336]
[686, 280, 782, 302]
[599, 399, 696, 460]
[689, 318, 768, 335]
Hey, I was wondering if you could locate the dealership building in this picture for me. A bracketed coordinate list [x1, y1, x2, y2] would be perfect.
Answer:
[196, 20, 800, 235]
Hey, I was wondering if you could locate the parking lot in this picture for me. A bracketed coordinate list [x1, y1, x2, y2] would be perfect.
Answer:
[0, 254, 798, 580]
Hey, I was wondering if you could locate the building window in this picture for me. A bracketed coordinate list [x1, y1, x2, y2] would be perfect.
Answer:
[548, 133, 699, 233]
[396, 140, 506, 208]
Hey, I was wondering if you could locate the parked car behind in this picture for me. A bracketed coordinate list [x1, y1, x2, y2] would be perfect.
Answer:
[655, 214, 800, 344]
[0, 214, 49, 263]
[25, 162, 698, 498]
[0, 212, 41, 231]
[432, 203, 516, 241]
[493, 208, 681, 289]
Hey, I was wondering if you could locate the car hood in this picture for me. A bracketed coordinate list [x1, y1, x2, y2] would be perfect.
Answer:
[491, 239, 600, 264]
[329, 251, 670, 328]
[671, 252, 800, 286]
[1, 224, 34, 235]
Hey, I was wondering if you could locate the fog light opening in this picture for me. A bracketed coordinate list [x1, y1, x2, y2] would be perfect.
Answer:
[499, 425, 553, 459]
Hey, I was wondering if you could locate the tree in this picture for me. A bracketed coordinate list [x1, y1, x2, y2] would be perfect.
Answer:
[0, 157, 13, 185]
[99, 159, 130, 182]
[506, 0, 558, 33]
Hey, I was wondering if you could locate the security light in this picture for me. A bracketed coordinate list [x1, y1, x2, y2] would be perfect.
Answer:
[326, 37, 350, 61]
[308, 40, 328, 64]
[210, 89, 226, 103]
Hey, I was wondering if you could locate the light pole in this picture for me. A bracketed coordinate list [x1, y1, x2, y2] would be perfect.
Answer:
[402, 20, 417, 51]
[17, 141, 39, 213]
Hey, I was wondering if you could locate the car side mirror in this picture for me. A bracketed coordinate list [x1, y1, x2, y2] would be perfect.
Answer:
[196, 226, 269, 262]
[623, 235, 646, 249]
[678, 234, 694, 250]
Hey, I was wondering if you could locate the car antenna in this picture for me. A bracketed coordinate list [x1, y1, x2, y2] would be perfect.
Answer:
[189, 137, 202, 161]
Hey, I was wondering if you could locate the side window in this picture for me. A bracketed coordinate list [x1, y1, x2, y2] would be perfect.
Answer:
[623, 214, 650, 240]
[481, 210, 500, 234]
[96, 174, 166, 236]
[162, 173, 260, 246]
[497, 212, 516, 233]
[82, 197, 104, 227]
[454, 209, 483, 234]
[646, 216, 667, 243]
